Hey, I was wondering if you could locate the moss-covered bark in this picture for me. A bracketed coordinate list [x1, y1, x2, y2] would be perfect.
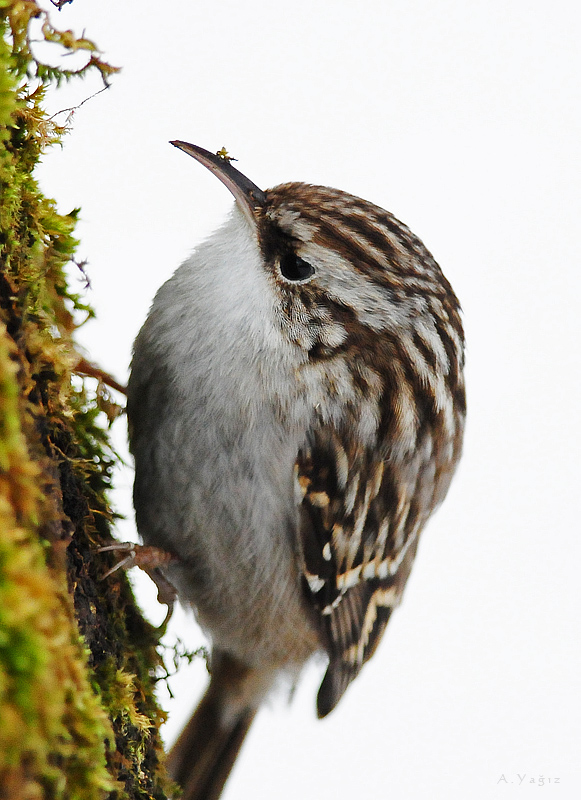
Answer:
[1, 3, 170, 798]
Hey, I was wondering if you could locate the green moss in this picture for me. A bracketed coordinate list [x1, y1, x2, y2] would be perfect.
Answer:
[0, 324, 117, 799]
[0, 3, 170, 798]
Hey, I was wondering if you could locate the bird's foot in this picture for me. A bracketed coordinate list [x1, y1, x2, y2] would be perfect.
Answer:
[99, 541, 179, 627]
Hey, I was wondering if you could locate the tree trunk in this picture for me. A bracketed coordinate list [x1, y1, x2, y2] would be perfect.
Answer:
[1, 4, 170, 798]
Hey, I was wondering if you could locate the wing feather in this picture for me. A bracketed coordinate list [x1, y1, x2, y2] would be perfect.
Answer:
[297, 427, 425, 717]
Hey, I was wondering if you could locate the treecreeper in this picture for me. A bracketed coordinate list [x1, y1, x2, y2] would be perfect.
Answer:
[126, 141, 466, 800]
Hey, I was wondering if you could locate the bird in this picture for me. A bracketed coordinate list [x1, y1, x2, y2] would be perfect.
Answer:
[126, 141, 466, 800]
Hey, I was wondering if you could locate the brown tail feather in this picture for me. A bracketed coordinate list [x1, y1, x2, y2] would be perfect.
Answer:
[166, 652, 267, 800]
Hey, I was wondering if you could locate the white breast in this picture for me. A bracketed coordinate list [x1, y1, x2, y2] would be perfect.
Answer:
[129, 207, 320, 668]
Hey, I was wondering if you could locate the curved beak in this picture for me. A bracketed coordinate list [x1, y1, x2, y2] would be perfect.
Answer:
[170, 141, 266, 232]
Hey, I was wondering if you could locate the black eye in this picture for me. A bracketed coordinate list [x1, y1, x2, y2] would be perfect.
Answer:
[279, 252, 315, 282]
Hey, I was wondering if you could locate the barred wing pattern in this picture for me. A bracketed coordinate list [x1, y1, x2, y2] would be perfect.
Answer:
[297, 364, 464, 718]
[297, 431, 416, 716]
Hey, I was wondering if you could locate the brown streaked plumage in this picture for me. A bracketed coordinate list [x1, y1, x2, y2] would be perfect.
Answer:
[257, 182, 465, 715]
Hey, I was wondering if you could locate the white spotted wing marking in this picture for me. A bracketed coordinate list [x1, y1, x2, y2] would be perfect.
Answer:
[296, 427, 424, 715]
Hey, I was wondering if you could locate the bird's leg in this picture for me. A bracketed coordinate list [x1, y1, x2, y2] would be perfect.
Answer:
[98, 541, 179, 626]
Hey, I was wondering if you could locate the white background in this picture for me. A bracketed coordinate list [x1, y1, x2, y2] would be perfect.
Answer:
[34, 1, 580, 798]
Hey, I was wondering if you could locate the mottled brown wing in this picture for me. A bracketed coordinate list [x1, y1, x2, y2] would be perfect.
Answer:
[297, 426, 433, 718]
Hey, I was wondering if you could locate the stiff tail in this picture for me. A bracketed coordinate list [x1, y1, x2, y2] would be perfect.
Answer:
[166, 652, 267, 800]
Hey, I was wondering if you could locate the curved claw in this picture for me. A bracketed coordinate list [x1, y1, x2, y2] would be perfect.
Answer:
[98, 541, 179, 626]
